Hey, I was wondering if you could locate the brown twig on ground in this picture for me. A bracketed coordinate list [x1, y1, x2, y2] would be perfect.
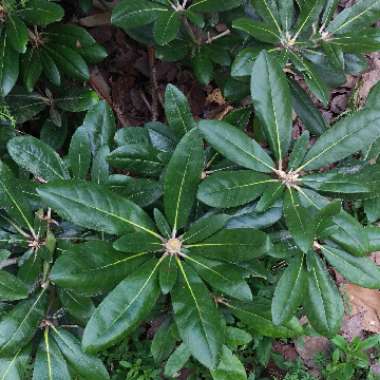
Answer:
[148, 46, 160, 121]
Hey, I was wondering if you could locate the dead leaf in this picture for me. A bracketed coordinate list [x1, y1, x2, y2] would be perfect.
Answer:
[206, 88, 226, 106]
[295, 336, 330, 369]
[79, 12, 111, 28]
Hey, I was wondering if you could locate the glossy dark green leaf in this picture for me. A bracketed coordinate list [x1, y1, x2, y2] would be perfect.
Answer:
[197, 170, 275, 208]
[55, 88, 99, 112]
[300, 109, 380, 171]
[21, 48, 42, 92]
[33, 329, 71, 380]
[154, 208, 172, 239]
[83, 258, 161, 353]
[279, 0, 295, 31]
[366, 226, 380, 251]
[327, 0, 380, 35]
[69, 127, 92, 180]
[164, 129, 204, 231]
[193, 48, 214, 85]
[0, 291, 47, 355]
[288, 131, 310, 170]
[17, 0, 64, 26]
[199, 120, 275, 172]
[182, 214, 230, 244]
[321, 245, 380, 288]
[114, 232, 162, 253]
[0, 347, 30, 380]
[112, 0, 167, 30]
[321, 0, 339, 26]
[153, 10, 180, 46]
[164, 84, 196, 138]
[256, 181, 284, 212]
[0, 271, 28, 301]
[38, 181, 159, 236]
[7, 136, 69, 181]
[58, 289, 95, 323]
[329, 29, 380, 53]
[52, 328, 110, 380]
[305, 254, 343, 337]
[159, 255, 178, 295]
[232, 18, 280, 44]
[172, 261, 224, 369]
[188, 255, 252, 301]
[251, 0, 282, 34]
[293, 0, 324, 38]
[164, 343, 191, 378]
[228, 298, 302, 338]
[272, 254, 306, 325]
[186, 229, 270, 262]
[189, 0, 242, 12]
[51, 241, 150, 295]
[231, 47, 263, 77]
[91, 145, 110, 184]
[289, 80, 328, 136]
[6, 15, 28, 53]
[40, 50, 61, 86]
[0, 32, 19, 97]
[251, 51, 292, 161]
[151, 321, 177, 363]
[210, 346, 247, 380]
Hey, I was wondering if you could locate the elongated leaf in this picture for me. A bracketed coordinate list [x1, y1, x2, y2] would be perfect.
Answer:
[0, 347, 30, 380]
[251, 0, 283, 34]
[21, 48, 42, 92]
[112, 0, 167, 30]
[211, 346, 247, 380]
[0, 291, 47, 355]
[321, 245, 380, 288]
[6, 15, 28, 53]
[55, 88, 99, 112]
[189, 0, 242, 12]
[199, 120, 275, 172]
[182, 214, 230, 244]
[92, 145, 110, 184]
[37, 181, 159, 237]
[51, 241, 149, 295]
[0, 271, 28, 301]
[187, 255, 252, 301]
[329, 29, 380, 53]
[151, 321, 177, 363]
[159, 255, 178, 295]
[153, 10, 181, 46]
[172, 260, 224, 370]
[83, 258, 161, 353]
[288, 131, 310, 170]
[186, 229, 270, 262]
[113, 231, 162, 253]
[69, 127, 92, 179]
[58, 289, 95, 323]
[164, 343, 191, 378]
[0, 32, 19, 97]
[300, 109, 380, 171]
[8, 136, 69, 181]
[251, 51, 292, 161]
[293, 0, 324, 38]
[164, 84, 196, 138]
[327, 0, 380, 35]
[232, 18, 281, 44]
[228, 298, 302, 338]
[305, 254, 343, 337]
[52, 328, 110, 380]
[272, 254, 306, 325]
[17, 0, 64, 26]
[33, 330, 71, 380]
[164, 129, 204, 231]
[279, 0, 295, 31]
[197, 170, 275, 208]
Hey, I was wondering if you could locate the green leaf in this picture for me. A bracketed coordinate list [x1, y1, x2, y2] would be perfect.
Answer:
[0, 32, 19, 97]
[50, 241, 149, 295]
[321, 245, 380, 289]
[43, 44, 89, 81]
[293, 0, 324, 38]
[182, 214, 230, 244]
[164, 84, 196, 138]
[0, 271, 28, 301]
[193, 48, 214, 85]
[272, 254, 306, 325]
[227, 298, 302, 338]
[112, 0, 167, 30]
[17, 0, 64, 26]
[55, 88, 99, 112]
[256, 181, 285, 212]
[33, 329, 71, 380]
[6, 15, 28, 53]
[289, 80, 328, 136]
[187, 255, 252, 301]
[40, 50, 60, 87]
[38, 181, 159, 237]
[153, 10, 181, 46]
[154, 208, 172, 239]
[113, 231, 162, 253]
[83, 258, 161, 353]
[321, 0, 339, 26]
[58, 289, 95, 323]
[164, 343, 191, 378]
[151, 321, 177, 363]
[0, 291, 47, 355]
[231, 47, 263, 77]
[189, 0, 242, 12]
[322, 42, 345, 71]
[92, 145, 110, 184]
[21, 48, 42, 92]
[81, 101, 116, 154]
[251, 0, 282, 34]
[7, 136, 69, 182]
[52, 328, 110, 380]
[304, 254, 343, 337]
[278, 0, 295, 31]
[197, 170, 275, 208]
[186, 229, 270, 263]
[211, 346, 247, 380]
[300, 109, 380, 171]
[0, 347, 30, 380]
[164, 129, 204, 231]
[251, 51, 292, 161]
[159, 255, 178, 295]
[199, 120, 275, 172]
[225, 327, 252, 347]
[288, 131, 310, 170]
[327, 0, 380, 35]
[328, 29, 380, 53]
[69, 127, 92, 180]
[172, 260, 224, 369]
[232, 18, 281, 44]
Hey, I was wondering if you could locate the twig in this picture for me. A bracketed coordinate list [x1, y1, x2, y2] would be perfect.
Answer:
[148, 46, 159, 121]
[206, 29, 231, 44]
[182, 16, 200, 45]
